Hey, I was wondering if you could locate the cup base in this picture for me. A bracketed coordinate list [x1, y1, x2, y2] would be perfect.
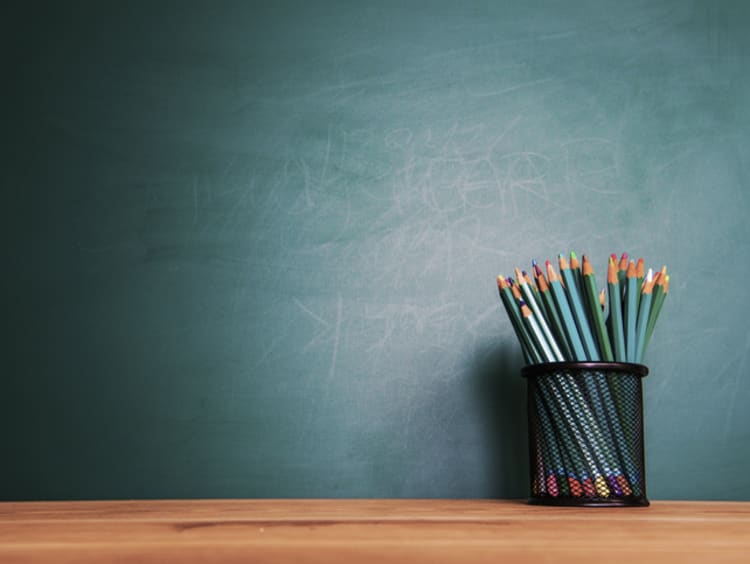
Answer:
[528, 496, 650, 507]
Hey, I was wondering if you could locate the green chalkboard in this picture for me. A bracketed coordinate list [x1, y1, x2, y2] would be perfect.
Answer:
[6, 0, 750, 501]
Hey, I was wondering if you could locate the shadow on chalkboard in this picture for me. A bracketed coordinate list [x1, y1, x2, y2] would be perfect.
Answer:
[471, 343, 529, 499]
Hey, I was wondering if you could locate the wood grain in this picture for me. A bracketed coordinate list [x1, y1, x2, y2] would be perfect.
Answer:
[1, 500, 748, 563]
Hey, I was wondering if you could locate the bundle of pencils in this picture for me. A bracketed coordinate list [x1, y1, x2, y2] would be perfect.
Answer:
[496, 252, 669, 365]
[497, 252, 669, 502]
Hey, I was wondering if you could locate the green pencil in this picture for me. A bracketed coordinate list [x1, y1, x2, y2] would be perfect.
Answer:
[607, 258, 627, 363]
[643, 272, 669, 357]
[569, 251, 585, 304]
[635, 257, 645, 313]
[560, 255, 600, 361]
[617, 252, 628, 290]
[600, 288, 609, 322]
[582, 256, 613, 362]
[624, 261, 638, 363]
[634, 269, 655, 363]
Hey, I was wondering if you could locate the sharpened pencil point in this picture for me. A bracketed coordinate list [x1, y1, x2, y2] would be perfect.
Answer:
[498, 253, 669, 366]
[636, 258, 645, 279]
[627, 260, 637, 278]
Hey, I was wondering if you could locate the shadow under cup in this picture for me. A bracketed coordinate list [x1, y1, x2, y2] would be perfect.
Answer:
[522, 362, 649, 507]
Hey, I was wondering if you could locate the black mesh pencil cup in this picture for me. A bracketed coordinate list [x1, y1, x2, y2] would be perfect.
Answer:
[522, 362, 649, 507]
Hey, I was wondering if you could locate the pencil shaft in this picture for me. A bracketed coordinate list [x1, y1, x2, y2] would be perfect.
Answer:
[499, 286, 540, 363]
[642, 291, 666, 358]
[534, 395, 567, 496]
[608, 281, 626, 363]
[540, 288, 573, 360]
[625, 274, 638, 362]
[549, 280, 587, 361]
[538, 378, 610, 495]
[584, 273, 614, 362]
[561, 267, 600, 361]
[520, 282, 565, 362]
[643, 283, 666, 353]
[634, 292, 653, 363]
[523, 311, 559, 363]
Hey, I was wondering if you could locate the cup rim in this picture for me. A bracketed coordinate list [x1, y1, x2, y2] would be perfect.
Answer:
[521, 361, 649, 378]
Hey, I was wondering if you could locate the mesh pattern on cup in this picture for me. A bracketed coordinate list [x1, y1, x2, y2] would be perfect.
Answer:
[526, 366, 648, 506]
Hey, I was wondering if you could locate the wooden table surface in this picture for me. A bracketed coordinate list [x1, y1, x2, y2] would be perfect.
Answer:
[1, 499, 749, 563]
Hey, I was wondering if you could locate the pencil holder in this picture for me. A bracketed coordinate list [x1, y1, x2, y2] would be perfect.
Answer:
[522, 362, 649, 507]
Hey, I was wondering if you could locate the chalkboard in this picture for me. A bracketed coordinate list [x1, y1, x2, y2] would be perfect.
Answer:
[5, 0, 750, 501]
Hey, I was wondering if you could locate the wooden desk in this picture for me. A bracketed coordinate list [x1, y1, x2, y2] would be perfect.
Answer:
[1, 500, 748, 563]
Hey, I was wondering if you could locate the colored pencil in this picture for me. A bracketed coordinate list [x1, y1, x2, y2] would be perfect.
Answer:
[607, 258, 627, 363]
[617, 252, 628, 289]
[536, 272, 573, 360]
[582, 256, 613, 362]
[497, 276, 537, 363]
[643, 272, 669, 356]
[560, 255, 600, 361]
[599, 288, 608, 319]
[624, 261, 638, 362]
[521, 301, 561, 363]
[634, 269, 655, 363]
[547, 261, 587, 360]
[535, 394, 567, 497]
[569, 251, 584, 302]
[635, 257, 645, 312]
[516, 269, 564, 362]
